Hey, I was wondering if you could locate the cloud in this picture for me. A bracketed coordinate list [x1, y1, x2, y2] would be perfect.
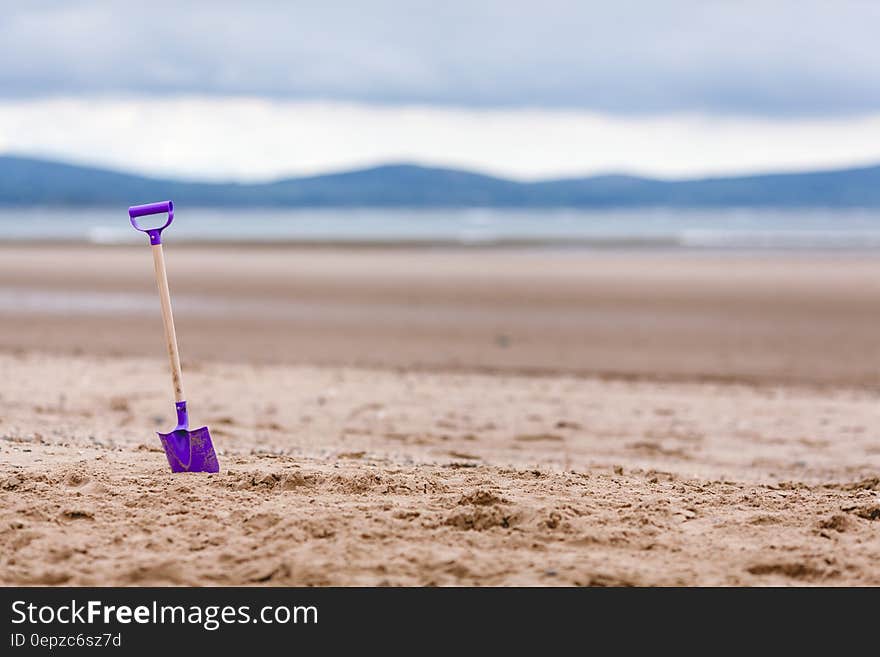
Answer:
[3, 96, 880, 181]
[1, 1, 879, 115]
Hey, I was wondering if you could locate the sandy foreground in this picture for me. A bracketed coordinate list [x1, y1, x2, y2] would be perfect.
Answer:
[1, 246, 879, 585]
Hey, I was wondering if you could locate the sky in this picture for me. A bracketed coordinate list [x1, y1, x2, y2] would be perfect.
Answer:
[1, 1, 880, 181]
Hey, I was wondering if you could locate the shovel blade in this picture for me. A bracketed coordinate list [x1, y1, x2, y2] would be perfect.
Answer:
[157, 426, 219, 473]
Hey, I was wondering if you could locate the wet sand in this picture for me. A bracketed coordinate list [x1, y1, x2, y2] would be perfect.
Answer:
[1, 245, 879, 585]
[4, 245, 880, 384]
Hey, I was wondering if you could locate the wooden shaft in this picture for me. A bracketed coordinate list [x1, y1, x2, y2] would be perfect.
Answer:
[151, 243, 185, 402]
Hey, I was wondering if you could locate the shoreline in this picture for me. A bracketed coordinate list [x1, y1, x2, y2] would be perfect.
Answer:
[10, 238, 880, 255]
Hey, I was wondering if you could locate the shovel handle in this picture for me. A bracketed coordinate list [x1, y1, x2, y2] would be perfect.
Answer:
[129, 201, 174, 245]
[151, 242, 185, 403]
[130, 200, 185, 402]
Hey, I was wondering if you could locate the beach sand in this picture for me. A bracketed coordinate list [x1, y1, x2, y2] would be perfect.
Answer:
[1, 245, 879, 585]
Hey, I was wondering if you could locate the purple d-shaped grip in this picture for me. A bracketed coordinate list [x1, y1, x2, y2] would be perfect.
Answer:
[129, 200, 174, 245]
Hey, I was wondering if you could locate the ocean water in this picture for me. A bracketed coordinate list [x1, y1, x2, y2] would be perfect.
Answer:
[4, 206, 880, 251]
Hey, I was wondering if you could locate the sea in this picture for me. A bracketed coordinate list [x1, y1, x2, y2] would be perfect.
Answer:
[4, 206, 880, 251]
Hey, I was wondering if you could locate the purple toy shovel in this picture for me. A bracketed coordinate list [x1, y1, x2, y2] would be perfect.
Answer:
[129, 200, 219, 473]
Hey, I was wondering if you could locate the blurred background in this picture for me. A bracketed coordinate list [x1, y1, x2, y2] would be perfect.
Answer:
[3, 0, 880, 385]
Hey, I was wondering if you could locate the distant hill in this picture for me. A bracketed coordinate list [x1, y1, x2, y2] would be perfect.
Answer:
[3, 155, 880, 207]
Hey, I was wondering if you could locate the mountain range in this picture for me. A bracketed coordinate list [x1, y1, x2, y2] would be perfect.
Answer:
[2, 155, 880, 207]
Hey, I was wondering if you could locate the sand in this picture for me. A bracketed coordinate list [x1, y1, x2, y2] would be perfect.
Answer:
[1, 246, 879, 585]
[7, 245, 880, 385]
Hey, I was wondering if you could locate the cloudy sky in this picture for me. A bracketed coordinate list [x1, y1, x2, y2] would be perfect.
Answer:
[2, 1, 879, 181]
